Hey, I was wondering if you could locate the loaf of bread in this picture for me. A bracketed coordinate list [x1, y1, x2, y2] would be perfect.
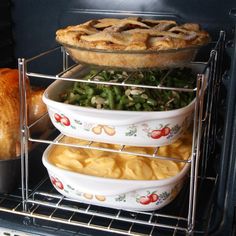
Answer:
[0, 68, 47, 159]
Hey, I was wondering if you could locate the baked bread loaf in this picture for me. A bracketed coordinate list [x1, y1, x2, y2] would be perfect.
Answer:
[0, 68, 47, 160]
[56, 17, 210, 68]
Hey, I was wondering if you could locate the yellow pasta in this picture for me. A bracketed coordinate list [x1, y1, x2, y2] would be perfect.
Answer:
[48, 132, 192, 180]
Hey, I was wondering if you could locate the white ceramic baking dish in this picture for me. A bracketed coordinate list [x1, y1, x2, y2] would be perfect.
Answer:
[42, 63, 206, 147]
[42, 141, 190, 211]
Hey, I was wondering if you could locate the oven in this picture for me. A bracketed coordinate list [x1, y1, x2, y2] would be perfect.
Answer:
[0, 0, 236, 235]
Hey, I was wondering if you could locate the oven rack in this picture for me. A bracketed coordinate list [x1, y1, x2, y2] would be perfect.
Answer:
[18, 48, 206, 235]
[14, 30, 225, 235]
[28, 128, 191, 164]
[26, 57, 196, 93]
[24, 47, 199, 158]
[23, 46, 203, 165]
[0, 174, 217, 236]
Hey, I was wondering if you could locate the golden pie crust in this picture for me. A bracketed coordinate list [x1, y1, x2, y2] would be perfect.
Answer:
[56, 17, 210, 69]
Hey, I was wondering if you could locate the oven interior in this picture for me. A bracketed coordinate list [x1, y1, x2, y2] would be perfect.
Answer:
[0, 1, 236, 236]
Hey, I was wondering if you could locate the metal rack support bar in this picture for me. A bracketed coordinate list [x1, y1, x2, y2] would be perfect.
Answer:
[18, 58, 28, 210]
[14, 30, 225, 234]
[187, 74, 206, 233]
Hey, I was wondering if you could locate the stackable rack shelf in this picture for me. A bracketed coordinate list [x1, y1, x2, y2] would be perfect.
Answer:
[0, 30, 226, 235]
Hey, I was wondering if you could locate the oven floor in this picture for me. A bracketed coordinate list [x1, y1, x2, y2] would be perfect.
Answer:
[0, 169, 217, 236]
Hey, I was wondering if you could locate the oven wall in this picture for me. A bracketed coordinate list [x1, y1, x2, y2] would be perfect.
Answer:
[0, 0, 14, 67]
[8, 0, 236, 235]
[11, 0, 235, 61]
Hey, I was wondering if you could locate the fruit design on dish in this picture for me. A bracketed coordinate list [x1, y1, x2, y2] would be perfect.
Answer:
[142, 123, 181, 140]
[53, 113, 71, 126]
[83, 193, 93, 200]
[83, 193, 106, 201]
[95, 195, 106, 201]
[48, 174, 178, 209]
[150, 126, 171, 139]
[115, 194, 126, 202]
[137, 192, 159, 205]
[125, 125, 138, 136]
[136, 190, 171, 205]
[48, 177, 108, 202]
[50, 176, 64, 190]
[92, 124, 116, 136]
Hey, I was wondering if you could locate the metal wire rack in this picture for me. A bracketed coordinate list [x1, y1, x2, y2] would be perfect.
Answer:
[0, 31, 225, 235]
[0, 174, 217, 235]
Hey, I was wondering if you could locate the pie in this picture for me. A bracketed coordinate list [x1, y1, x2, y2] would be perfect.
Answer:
[56, 17, 210, 69]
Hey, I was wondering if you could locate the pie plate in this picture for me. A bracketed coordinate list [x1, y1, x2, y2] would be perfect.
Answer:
[56, 17, 210, 69]
[61, 42, 200, 69]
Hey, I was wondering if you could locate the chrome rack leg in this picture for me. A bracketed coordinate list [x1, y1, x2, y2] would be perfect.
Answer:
[187, 74, 206, 234]
[201, 50, 218, 178]
[18, 58, 29, 212]
[61, 46, 69, 71]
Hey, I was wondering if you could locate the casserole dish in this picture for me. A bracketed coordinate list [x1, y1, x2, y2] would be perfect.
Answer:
[43, 94, 194, 147]
[42, 135, 191, 211]
[42, 63, 206, 147]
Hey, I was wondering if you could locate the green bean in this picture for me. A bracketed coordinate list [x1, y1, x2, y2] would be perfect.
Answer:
[113, 86, 122, 101]
[135, 103, 142, 110]
[147, 98, 158, 106]
[85, 87, 94, 98]
[60, 67, 195, 111]
[100, 71, 110, 81]
[116, 103, 122, 110]
[73, 81, 80, 88]
[133, 96, 146, 104]
[79, 99, 87, 106]
[84, 69, 97, 80]
[126, 101, 135, 108]
[116, 96, 125, 110]
[143, 103, 152, 111]
[73, 87, 85, 95]
[106, 88, 115, 109]
[114, 86, 122, 96]
[84, 99, 92, 107]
